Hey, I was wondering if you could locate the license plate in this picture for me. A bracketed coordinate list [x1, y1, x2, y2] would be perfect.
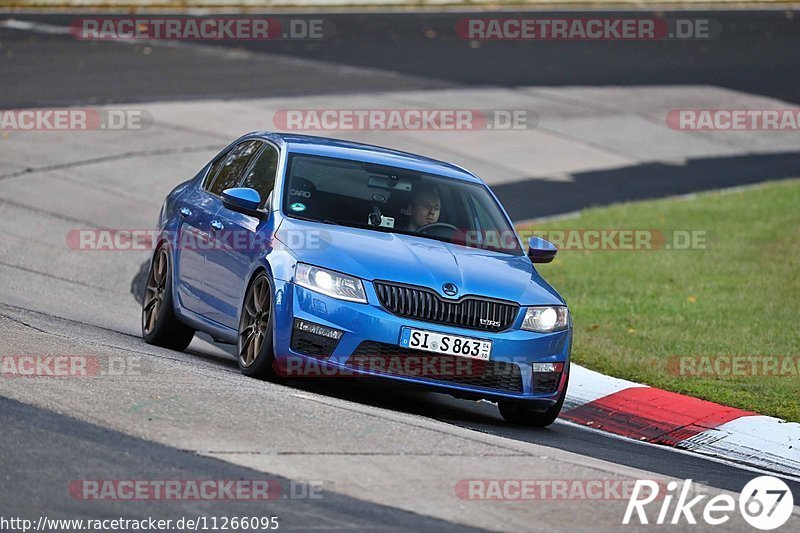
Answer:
[399, 327, 492, 360]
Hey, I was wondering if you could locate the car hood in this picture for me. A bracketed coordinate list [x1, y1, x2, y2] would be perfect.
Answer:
[277, 218, 564, 306]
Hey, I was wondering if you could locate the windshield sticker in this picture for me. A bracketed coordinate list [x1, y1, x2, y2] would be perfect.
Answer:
[289, 202, 307, 212]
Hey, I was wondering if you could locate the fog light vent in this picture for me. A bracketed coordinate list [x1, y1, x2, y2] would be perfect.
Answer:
[290, 319, 342, 358]
[531, 362, 564, 394]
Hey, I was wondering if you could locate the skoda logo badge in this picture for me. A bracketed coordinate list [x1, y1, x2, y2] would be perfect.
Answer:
[442, 283, 458, 297]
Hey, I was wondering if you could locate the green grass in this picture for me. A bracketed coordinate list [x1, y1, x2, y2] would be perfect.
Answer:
[518, 179, 800, 422]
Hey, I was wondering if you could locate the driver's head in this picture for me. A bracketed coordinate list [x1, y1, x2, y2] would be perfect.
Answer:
[409, 183, 441, 230]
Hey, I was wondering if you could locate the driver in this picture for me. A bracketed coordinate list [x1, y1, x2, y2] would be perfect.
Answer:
[407, 183, 441, 231]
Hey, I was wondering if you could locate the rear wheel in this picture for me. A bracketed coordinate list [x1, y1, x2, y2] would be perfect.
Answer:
[498, 368, 569, 427]
[141, 246, 195, 350]
[237, 272, 279, 380]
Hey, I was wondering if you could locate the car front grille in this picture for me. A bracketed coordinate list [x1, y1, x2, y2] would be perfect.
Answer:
[347, 341, 523, 393]
[373, 281, 519, 332]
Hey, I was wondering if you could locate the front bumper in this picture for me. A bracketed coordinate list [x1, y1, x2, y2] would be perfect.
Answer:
[272, 280, 571, 406]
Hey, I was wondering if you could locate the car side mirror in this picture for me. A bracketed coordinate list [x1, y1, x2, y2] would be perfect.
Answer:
[528, 236, 557, 263]
[222, 188, 263, 218]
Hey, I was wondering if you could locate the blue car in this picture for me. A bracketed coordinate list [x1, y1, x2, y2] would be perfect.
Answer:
[142, 132, 572, 426]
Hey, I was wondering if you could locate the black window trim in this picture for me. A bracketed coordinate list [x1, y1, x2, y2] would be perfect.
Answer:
[203, 139, 265, 198]
[201, 147, 233, 193]
[235, 139, 281, 213]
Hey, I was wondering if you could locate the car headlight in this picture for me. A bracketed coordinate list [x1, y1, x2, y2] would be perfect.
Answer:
[521, 306, 569, 333]
[295, 263, 367, 303]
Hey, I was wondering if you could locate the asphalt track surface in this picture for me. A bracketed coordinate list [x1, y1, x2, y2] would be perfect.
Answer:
[3, 11, 800, 106]
[1, 8, 800, 532]
[3, 11, 800, 219]
[0, 396, 480, 531]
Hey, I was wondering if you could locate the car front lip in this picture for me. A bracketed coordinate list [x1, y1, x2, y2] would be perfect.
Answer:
[272, 280, 571, 402]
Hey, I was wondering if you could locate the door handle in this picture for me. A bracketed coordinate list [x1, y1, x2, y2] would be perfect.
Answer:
[180, 207, 192, 217]
[210, 220, 224, 231]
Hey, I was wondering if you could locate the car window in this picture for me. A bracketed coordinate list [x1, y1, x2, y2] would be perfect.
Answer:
[208, 140, 263, 196]
[467, 194, 518, 251]
[240, 143, 279, 209]
[282, 154, 522, 255]
[202, 149, 231, 190]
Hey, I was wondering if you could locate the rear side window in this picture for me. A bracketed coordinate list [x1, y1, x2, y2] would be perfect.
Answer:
[241, 144, 279, 209]
[208, 140, 263, 196]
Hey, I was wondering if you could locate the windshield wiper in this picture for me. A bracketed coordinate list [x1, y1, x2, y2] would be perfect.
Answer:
[288, 214, 458, 247]
[290, 214, 341, 226]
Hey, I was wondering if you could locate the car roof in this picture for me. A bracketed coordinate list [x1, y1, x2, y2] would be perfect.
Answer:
[251, 131, 484, 184]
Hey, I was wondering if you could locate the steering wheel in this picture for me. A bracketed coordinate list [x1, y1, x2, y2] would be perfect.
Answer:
[416, 222, 459, 236]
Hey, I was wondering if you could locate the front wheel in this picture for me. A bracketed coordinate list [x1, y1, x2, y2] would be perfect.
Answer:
[237, 272, 280, 380]
[141, 246, 195, 350]
[498, 368, 569, 427]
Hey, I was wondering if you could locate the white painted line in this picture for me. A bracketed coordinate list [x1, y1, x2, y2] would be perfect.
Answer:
[558, 418, 800, 484]
[679, 416, 800, 477]
[1, 19, 70, 35]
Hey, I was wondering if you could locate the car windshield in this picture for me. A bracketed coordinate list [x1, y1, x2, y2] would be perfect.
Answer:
[282, 153, 523, 255]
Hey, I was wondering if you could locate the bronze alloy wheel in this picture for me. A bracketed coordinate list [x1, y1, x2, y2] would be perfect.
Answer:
[238, 274, 272, 368]
[142, 247, 169, 335]
[141, 246, 194, 350]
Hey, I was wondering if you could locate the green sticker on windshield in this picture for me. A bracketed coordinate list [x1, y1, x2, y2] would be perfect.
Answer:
[289, 202, 306, 212]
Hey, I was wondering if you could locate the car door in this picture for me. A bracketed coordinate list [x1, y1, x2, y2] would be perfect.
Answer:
[204, 142, 280, 329]
[174, 150, 229, 314]
[196, 139, 266, 325]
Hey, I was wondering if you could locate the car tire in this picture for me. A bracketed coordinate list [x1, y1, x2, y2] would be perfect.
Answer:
[141, 246, 195, 351]
[237, 272, 280, 380]
[498, 366, 570, 427]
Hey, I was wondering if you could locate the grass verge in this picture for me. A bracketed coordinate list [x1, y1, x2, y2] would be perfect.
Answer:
[518, 179, 800, 422]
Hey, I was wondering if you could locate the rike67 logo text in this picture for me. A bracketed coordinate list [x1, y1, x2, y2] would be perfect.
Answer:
[624, 476, 793, 530]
